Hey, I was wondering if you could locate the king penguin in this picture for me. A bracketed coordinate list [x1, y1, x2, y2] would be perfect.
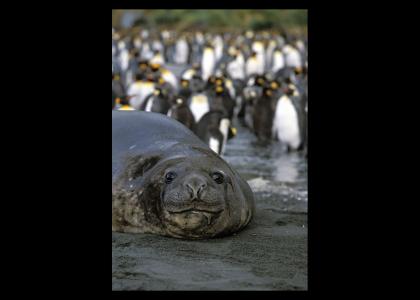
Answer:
[272, 84, 303, 151]
[195, 110, 228, 155]
[141, 87, 171, 114]
[167, 96, 196, 132]
[127, 73, 155, 110]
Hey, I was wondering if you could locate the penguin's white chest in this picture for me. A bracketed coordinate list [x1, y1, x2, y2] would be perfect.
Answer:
[182, 69, 196, 80]
[189, 94, 210, 122]
[119, 50, 129, 70]
[273, 96, 301, 149]
[209, 137, 220, 154]
[175, 39, 188, 64]
[127, 82, 155, 110]
[246, 58, 259, 76]
[286, 49, 302, 68]
[145, 97, 155, 112]
[202, 49, 215, 80]
[150, 53, 164, 65]
[162, 70, 178, 89]
[272, 52, 285, 72]
[218, 118, 230, 155]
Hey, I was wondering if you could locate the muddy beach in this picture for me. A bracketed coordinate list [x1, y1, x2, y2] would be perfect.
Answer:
[112, 121, 307, 290]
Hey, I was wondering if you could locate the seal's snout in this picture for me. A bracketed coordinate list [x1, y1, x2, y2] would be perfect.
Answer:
[184, 174, 208, 199]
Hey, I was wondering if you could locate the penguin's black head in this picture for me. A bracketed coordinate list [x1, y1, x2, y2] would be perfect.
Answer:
[112, 73, 120, 81]
[296, 66, 307, 76]
[153, 88, 162, 97]
[250, 51, 257, 58]
[283, 84, 296, 96]
[190, 76, 206, 93]
[215, 77, 224, 87]
[173, 96, 186, 106]
[135, 73, 145, 81]
[269, 80, 281, 91]
[255, 75, 266, 87]
[263, 87, 273, 97]
[139, 61, 148, 71]
[133, 50, 140, 58]
[294, 67, 303, 75]
[208, 75, 216, 84]
[146, 74, 155, 82]
[150, 63, 161, 72]
[119, 95, 130, 106]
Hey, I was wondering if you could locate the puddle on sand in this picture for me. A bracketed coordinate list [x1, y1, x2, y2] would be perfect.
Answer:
[222, 120, 308, 210]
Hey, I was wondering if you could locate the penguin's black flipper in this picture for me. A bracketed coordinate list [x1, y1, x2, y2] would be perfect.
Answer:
[297, 142, 305, 152]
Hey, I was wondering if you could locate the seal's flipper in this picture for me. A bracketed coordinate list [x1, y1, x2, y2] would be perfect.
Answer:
[124, 154, 162, 180]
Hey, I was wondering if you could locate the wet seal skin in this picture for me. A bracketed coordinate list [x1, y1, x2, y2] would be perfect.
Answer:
[112, 111, 255, 239]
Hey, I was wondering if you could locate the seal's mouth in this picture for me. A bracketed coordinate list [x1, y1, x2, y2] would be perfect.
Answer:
[167, 208, 224, 215]
[164, 207, 224, 231]
[163, 199, 225, 215]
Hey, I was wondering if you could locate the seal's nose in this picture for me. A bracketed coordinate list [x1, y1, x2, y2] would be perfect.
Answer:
[184, 174, 207, 198]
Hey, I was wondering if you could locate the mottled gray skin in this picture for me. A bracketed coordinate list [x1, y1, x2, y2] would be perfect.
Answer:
[112, 111, 255, 239]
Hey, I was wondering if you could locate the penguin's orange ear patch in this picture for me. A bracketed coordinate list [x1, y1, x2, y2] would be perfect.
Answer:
[181, 80, 189, 87]
[216, 86, 224, 93]
[271, 82, 279, 89]
[150, 63, 160, 69]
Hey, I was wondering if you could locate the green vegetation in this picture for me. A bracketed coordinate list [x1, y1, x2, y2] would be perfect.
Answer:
[112, 9, 307, 34]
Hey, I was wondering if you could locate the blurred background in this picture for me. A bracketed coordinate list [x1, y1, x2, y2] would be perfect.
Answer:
[112, 9, 307, 34]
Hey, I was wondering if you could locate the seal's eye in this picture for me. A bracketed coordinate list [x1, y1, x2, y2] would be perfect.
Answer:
[165, 172, 177, 184]
[211, 172, 224, 184]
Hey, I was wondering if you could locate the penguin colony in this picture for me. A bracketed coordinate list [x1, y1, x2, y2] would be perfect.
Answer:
[112, 28, 308, 155]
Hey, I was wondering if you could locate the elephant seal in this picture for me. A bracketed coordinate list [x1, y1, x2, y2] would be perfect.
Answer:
[112, 111, 255, 239]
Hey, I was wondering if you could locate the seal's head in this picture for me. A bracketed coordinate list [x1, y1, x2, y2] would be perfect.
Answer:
[160, 156, 233, 238]
[113, 147, 254, 239]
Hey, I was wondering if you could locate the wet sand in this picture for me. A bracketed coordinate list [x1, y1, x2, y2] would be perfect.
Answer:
[112, 121, 307, 290]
